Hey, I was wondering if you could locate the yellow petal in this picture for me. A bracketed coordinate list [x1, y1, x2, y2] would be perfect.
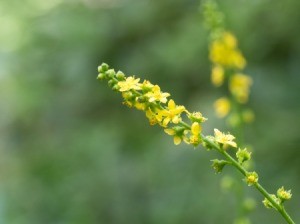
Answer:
[191, 122, 201, 135]
[173, 136, 182, 145]
[168, 99, 176, 110]
[164, 129, 175, 136]
[214, 128, 222, 137]
[172, 116, 181, 124]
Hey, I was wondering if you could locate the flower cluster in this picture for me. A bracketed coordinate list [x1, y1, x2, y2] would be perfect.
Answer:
[210, 31, 253, 120]
[203, 0, 254, 126]
[97, 63, 207, 147]
[98, 63, 255, 168]
[210, 32, 246, 70]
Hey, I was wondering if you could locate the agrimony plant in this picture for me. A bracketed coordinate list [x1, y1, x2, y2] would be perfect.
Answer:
[97, 62, 295, 224]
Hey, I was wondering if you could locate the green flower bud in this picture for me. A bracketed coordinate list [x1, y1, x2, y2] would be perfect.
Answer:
[112, 84, 120, 91]
[245, 172, 258, 186]
[211, 159, 229, 173]
[277, 186, 292, 202]
[108, 79, 117, 88]
[98, 63, 109, 73]
[97, 73, 106, 80]
[262, 194, 279, 209]
[116, 71, 125, 80]
[236, 148, 251, 164]
[106, 69, 116, 78]
[188, 112, 207, 123]
[122, 91, 134, 100]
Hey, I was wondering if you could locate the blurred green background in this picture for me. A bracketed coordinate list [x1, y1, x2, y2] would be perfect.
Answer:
[1, 0, 299, 223]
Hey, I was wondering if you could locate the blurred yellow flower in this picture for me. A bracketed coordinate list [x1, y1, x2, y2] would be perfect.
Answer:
[229, 74, 252, 103]
[210, 32, 246, 69]
[223, 32, 237, 48]
[214, 97, 231, 118]
[211, 65, 224, 87]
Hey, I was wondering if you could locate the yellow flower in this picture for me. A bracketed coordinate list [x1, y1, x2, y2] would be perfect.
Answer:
[164, 129, 182, 145]
[118, 76, 141, 92]
[214, 128, 237, 148]
[134, 102, 146, 111]
[229, 74, 252, 103]
[145, 85, 170, 103]
[209, 32, 246, 69]
[189, 122, 202, 146]
[211, 65, 224, 87]
[157, 100, 186, 126]
[140, 80, 154, 90]
[223, 32, 237, 49]
[214, 97, 231, 118]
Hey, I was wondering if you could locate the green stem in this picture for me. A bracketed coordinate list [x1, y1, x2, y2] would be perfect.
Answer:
[202, 135, 295, 224]
[254, 183, 295, 224]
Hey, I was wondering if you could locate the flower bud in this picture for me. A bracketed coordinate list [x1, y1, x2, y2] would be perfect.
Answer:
[262, 194, 279, 209]
[106, 69, 116, 78]
[108, 79, 117, 88]
[245, 172, 258, 186]
[236, 148, 251, 164]
[188, 112, 207, 123]
[277, 187, 292, 202]
[122, 91, 134, 100]
[97, 73, 106, 80]
[211, 159, 228, 173]
[112, 84, 120, 91]
[116, 71, 125, 80]
[98, 63, 109, 73]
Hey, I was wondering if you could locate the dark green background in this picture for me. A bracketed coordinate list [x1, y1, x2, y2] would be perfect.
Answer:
[1, 0, 299, 223]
